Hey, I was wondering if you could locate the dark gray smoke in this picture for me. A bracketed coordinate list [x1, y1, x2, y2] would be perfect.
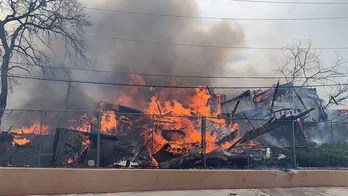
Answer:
[86, 0, 245, 105]
[6, 0, 246, 128]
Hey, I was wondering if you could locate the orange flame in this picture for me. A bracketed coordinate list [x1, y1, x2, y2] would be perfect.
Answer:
[341, 108, 348, 115]
[143, 86, 239, 163]
[69, 114, 92, 133]
[66, 158, 73, 164]
[9, 120, 49, 145]
[82, 135, 91, 146]
[12, 137, 31, 146]
[10, 120, 49, 135]
[10, 74, 243, 166]
[101, 112, 117, 134]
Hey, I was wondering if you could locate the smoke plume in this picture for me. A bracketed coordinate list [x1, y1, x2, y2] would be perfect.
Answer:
[86, 0, 245, 104]
[7, 0, 246, 127]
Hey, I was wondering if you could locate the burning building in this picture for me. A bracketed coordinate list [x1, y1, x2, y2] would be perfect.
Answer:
[220, 82, 326, 122]
[219, 82, 328, 146]
[0, 76, 324, 169]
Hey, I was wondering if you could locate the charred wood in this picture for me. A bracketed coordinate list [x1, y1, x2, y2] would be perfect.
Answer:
[158, 149, 201, 169]
[227, 108, 314, 150]
[0, 133, 15, 166]
[56, 128, 118, 141]
[232, 100, 241, 117]
[52, 128, 118, 167]
[153, 143, 182, 163]
[206, 86, 217, 99]
[161, 129, 185, 141]
[0, 132, 13, 142]
[243, 114, 256, 130]
[133, 138, 152, 162]
[269, 81, 280, 116]
[215, 130, 239, 145]
[294, 89, 308, 110]
[116, 105, 143, 115]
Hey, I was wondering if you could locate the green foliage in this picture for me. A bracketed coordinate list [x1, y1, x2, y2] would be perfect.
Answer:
[296, 142, 348, 167]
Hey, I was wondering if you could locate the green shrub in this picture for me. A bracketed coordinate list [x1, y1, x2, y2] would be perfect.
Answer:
[296, 142, 348, 167]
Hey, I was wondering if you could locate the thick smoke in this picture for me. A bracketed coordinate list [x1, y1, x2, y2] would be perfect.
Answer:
[6, 0, 246, 128]
[86, 0, 245, 105]
[16, 0, 245, 109]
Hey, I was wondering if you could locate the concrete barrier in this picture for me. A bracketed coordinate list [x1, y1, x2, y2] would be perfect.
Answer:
[0, 168, 347, 196]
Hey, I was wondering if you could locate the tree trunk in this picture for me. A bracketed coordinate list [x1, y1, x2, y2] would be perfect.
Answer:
[65, 81, 72, 110]
[0, 23, 9, 122]
[0, 57, 9, 121]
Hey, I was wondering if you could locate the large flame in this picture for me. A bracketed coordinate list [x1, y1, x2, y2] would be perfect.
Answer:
[9, 120, 49, 145]
[8, 74, 240, 166]
[142, 86, 239, 162]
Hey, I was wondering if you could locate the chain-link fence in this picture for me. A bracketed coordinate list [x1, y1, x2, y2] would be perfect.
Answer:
[1, 109, 348, 169]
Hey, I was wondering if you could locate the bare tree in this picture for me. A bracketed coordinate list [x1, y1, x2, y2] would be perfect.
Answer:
[0, 0, 91, 119]
[276, 38, 348, 109]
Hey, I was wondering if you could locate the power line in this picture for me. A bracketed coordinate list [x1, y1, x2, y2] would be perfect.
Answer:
[4, 73, 348, 89]
[85, 7, 348, 21]
[4, 25, 348, 50]
[229, 0, 348, 5]
[85, 34, 348, 50]
[5, 61, 348, 79]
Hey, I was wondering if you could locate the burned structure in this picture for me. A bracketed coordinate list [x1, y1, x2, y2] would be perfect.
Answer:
[220, 82, 327, 145]
[0, 81, 337, 169]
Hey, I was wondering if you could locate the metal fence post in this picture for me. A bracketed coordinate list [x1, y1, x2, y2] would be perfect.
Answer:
[151, 114, 154, 155]
[96, 111, 101, 168]
[291, 86, 297, 169]
[330, 122, 334, 144]
[38, 110, 43, 167]
[201, 116, 207, 169]
[292, 120, 297, 168]
[247, 131, 250, 169]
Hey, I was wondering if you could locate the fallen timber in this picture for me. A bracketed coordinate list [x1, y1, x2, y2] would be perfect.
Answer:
[156, 108, 314, 169]
[215, 108, 315, 150]
[52, 128, 118, 167]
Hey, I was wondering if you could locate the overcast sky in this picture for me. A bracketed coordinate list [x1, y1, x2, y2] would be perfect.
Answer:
[199, 0, 348, 70]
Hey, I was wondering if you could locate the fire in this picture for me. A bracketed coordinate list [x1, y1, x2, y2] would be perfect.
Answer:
[297, 119, 307, 137]
[9, 120, 49, 145]
[341, 108, 348, 115]
[66, 158, 73, 164]
[100, 112, 117, 134]
[129, 74, 145, 94]
[82, 135, 91, 146]
[223, 123, 241, 149]
[254, 91, 271, 103]
[69, 114, 93, 133]
[69, 110, 117, 134]
[12, 138, 31, 146]
[9, 120, 49, 135]
[8, 73, 241, 166]
[247, 140, 258, 148]
[143, 86, 238, 161]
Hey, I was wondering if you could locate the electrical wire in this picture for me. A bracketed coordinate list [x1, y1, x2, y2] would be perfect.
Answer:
[4, 73, 348, 89]
[85, 33, 348, 50]
[229, 0, 348, 5]
[85, 7, 348, 21]
[4, 61, 348, 80]
[4, 26, 348, 50]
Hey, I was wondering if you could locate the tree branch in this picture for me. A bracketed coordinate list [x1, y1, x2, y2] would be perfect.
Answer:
[275, 38, 348, 109]
[8, 65, 31, 74]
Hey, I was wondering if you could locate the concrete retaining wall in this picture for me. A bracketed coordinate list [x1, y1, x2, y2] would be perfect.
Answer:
[0, 168, 347, 196]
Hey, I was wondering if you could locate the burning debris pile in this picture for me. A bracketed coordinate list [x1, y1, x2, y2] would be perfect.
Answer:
[0, 75, 323, 169]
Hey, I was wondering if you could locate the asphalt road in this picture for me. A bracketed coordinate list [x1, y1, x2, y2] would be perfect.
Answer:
[34, 187, 348, 196]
